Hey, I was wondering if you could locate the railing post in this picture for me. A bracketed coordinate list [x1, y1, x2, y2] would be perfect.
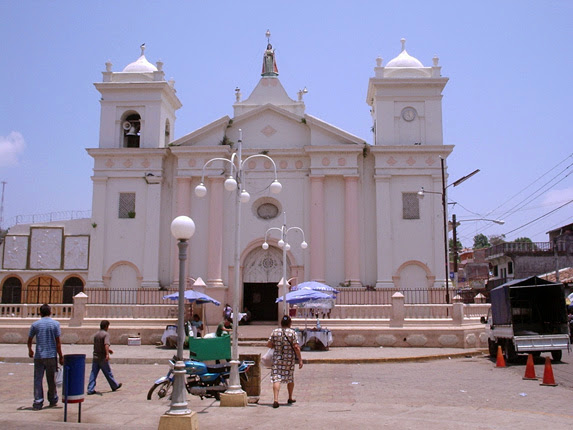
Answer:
[69, 292, 88, 327]
[390, 292, 404, 328]
[474, 293, 486, 304]
[452, 302, 464, 326]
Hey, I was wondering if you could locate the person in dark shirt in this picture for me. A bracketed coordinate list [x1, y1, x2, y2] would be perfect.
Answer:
[87, 320, 122, 395]
[216, 318, 233, 337]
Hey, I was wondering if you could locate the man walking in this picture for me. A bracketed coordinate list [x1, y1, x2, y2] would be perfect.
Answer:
[87, 320, 122, 395]
[27, 304, 64, 410]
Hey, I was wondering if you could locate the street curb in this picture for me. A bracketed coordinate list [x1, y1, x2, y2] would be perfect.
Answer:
[302, 350, 487, 364]
[0, 350, 487, 366]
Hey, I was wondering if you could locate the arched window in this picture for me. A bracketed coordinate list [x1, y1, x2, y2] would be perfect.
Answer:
[122, 113, 141, 148]
[63, 277, 84, 304]
[1, 277, 22, 304]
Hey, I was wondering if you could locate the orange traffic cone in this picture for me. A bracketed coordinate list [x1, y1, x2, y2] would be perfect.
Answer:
[523, 354, 537, 380]
[540, 356, 558, 386]
[496, 345, 506, 368]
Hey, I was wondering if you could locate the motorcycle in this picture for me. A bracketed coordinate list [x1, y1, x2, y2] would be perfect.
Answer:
[147, 355, 254, 401]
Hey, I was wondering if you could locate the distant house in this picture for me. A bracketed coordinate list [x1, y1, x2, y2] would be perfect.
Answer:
[485, 221, 573, 290]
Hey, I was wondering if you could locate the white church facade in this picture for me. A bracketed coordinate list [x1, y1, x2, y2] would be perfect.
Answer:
[1, 37, 453, 322]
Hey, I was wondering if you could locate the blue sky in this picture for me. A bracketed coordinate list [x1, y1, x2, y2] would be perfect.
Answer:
[1, 0, 572, 246]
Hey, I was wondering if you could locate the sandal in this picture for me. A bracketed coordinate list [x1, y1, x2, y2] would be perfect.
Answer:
[287, 398, 296, 404]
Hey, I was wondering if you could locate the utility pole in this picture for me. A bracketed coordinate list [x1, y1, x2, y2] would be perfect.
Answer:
[452, 214, 458, 290]
[0, 181, 6, 229]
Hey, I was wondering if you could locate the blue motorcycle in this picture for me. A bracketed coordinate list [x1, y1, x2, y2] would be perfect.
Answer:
[147, 356, 254, 401]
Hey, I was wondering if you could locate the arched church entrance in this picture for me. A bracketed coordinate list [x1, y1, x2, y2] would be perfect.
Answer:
[242, 246, 288, 322]
[26, 276, 62, 304]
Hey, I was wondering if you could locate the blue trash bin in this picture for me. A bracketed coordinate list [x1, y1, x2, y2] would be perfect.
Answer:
[63, 354, 86, 404]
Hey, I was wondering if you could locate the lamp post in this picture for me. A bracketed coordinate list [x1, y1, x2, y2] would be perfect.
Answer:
[417, 157, 479, 304]
[195, 129, 281, 400]
[167, 216, 195, 416]
[450, 214, 504, 288]
[262, 212, 308, 316]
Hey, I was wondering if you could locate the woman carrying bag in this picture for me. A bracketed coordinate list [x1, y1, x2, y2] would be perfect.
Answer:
[266, 315, 303, 408]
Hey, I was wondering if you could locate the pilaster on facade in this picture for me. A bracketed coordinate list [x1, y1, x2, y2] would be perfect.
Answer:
[344, 175, 361, 287]
[206, 177, 225, 288]
[309, 175, 325, 283]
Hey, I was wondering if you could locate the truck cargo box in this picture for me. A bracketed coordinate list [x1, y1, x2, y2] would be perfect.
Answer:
[490, 276, 568, 335]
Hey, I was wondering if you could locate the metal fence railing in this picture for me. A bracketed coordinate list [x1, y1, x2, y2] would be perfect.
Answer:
[334, 287, 449, 305]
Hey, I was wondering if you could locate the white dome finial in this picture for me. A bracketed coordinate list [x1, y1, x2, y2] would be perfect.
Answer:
[400, 38, 406, 52]
[140, 43, 146, 56]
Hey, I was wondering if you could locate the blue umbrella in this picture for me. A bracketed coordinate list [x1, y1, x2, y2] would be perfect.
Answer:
[293, 281, 339, 295]
[163, 290, 221, 306]
[276, 288, 334, 304]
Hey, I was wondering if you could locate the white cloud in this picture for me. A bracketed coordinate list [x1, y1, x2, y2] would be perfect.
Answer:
[543, 186, 573, 206]
[0, 131, 26, 167]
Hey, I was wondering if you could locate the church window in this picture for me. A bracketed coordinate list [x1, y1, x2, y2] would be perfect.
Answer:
[119, 192, 136, 218]
[402, 193, 420, 219]
[122, 113, 141, 148]
[1, 277, 22, 304]
[256, 202, 279, 220]
[63, 277, 84, 304]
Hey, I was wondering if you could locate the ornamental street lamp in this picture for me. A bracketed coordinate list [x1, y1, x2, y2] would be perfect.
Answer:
[417, 157, 479, 304]
[450, 214, 504, 288]
[262, 212, 308, 316]
[195, 129, 281, 402]
[166, 216, 195, 417]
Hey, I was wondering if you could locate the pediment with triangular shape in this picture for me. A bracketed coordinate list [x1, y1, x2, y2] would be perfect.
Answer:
[170, 104, 364, 151]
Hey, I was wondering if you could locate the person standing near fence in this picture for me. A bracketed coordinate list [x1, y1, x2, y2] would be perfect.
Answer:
[87, 320, 122, 395]
[27, 304, 64, 410]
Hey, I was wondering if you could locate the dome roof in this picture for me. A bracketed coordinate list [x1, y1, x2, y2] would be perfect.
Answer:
[122, 44, 158, 73]
[386, 39, 424, 68]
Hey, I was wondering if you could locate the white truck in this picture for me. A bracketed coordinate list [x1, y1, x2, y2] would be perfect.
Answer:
[482, 276, 570, 362]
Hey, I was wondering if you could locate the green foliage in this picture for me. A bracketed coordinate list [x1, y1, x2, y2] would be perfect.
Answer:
[219, 135, 233, 146]
[473, 233, 490, 249]
[489, 234, 506, 246]
[514, 237, 533, 243]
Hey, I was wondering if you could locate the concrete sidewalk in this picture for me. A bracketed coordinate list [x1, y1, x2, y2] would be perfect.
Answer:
[0, 342, 484, 365]
[1, 350, 572, 430]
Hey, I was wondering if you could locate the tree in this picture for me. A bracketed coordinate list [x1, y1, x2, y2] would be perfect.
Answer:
[473, 233, 490, 249]
[514, 237, 532, 243]
[489, 234, 506, 246]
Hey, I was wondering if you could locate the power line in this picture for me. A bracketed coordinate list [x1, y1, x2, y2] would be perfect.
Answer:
[503, 199, 573, 236]
[485, 153, 573, 218]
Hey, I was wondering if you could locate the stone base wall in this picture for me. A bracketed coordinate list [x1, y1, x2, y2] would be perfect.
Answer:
[0, 322, 487, 349]
[329, 325, 487, 349]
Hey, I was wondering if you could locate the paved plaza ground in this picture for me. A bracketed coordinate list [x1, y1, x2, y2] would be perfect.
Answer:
[0, 344, 572, 429]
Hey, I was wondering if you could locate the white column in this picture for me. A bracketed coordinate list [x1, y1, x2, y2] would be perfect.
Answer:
[173, 177, 191, 284]
[375, 175, 394, 287]
[207, 177, 224, 287]
[87, 176, 107, 288]
[344, 176, 361, 286]
[309, 176, 325, 282]
[142, 181, 162, 287]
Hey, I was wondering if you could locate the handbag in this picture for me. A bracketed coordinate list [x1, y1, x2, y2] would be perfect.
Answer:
[282, 329, 300, 364]
[261, 348, 274, 368]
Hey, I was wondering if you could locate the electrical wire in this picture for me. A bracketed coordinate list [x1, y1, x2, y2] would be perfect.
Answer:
[502, 199, 573, 236]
